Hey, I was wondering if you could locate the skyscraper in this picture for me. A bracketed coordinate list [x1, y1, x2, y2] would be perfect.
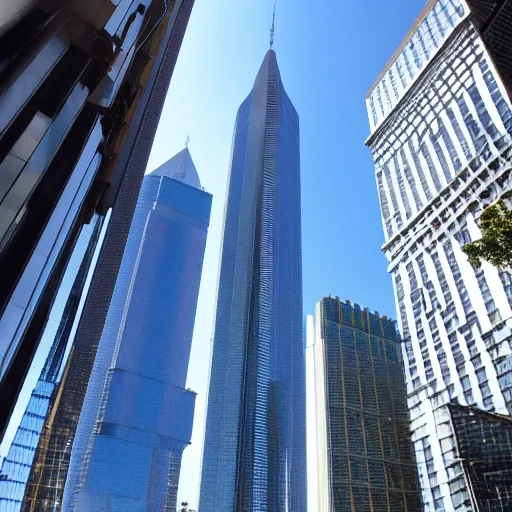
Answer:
[307, 297, 421, 512]
[199, 46, 306, 511]
[366, 1, 512, 510]
[61, 148, 211, 511]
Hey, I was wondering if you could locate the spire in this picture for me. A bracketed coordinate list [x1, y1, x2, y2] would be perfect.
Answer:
[270, 0, 276, 49]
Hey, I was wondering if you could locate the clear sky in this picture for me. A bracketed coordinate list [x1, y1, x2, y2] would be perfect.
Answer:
[146, 0, 429, 507]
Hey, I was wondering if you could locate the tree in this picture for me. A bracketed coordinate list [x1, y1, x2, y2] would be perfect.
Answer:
[462, 200, 512, 268]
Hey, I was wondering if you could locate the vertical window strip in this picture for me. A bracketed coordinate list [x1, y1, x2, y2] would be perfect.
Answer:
[395, 58, 407, 90]
[431, 251, 454, 308]
[446, 105, 473, 160]
[416, 27, 430, 64]
[458, 91, 487, 155]
[370, 95, 378, 126]
[376, 171, 393, 238]
[388, 69, 400, 100]
[443, 241, 473, 317]
[399, 149, 422, 211]
[382, 77, 393, 110]
[420, 140, 443, 192]
[468, 83, 500, 146]
[404, 47, 417, 81]
[376, 84, 386, 118]
[383, 162, 403, 229]
[408, 139, 433, 201]
[431, 131, 453, 184]
[438, 114, 463, 174]
[392, 154, 413, 219]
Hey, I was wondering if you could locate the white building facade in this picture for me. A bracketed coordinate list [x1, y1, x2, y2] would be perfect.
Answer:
[366, 1, 512, 510]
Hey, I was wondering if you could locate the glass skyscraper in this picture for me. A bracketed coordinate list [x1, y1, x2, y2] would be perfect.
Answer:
[199, 49, 306, 511]
[366, 1, 512, 510]
[307, 296, 421, 512]
[60, 148, 211, 511]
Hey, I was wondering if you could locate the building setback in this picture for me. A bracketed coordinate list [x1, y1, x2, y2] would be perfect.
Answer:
[61, 148, 211, 511]
[366, 0, 512, 510]
[199, 49, 306, 511]
[307, 296, 421, 512]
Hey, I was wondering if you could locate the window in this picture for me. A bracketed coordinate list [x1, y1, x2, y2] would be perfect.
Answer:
[461, 376, 470, 391]
[476, 368, 487, 385]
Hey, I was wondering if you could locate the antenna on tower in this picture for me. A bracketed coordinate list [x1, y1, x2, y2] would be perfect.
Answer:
[270, 0, 276, 49]
[185, 135, 190, 148]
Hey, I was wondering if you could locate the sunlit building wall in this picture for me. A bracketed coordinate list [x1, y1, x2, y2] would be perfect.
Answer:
[366, 0, 512, 510]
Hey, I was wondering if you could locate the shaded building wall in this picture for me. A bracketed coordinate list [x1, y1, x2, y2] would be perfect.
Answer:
[19, 1, 196, 510]
[0, 216, 105, 511]
[310, 297, 421, 512]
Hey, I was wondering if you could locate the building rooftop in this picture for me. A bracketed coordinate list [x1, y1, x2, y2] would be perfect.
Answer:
[366, 0, 436, 98]
[149, 147, 201, 189]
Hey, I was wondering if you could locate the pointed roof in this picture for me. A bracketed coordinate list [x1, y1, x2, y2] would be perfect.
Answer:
[254, 49, 281, 87]
[149, 147, 201, 189]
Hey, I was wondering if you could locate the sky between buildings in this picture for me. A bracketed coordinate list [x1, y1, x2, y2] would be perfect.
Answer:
[147, 0, 429, 507]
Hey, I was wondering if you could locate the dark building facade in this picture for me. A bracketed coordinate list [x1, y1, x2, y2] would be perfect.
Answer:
[199, 49, 306, 511]
[0, 0, 195, 510]
[449, 403, 512, 511]
[308, 296, 421, 512]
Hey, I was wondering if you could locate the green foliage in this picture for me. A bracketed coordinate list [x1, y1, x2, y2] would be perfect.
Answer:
[462, 201, 512, 268]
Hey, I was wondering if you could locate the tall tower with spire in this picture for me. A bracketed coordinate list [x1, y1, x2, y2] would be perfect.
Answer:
[59, 148, 212, 511]
[199, 36, 306, 512]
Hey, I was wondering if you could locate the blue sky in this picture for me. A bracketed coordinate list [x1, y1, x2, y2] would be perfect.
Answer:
[147, 0, 428, 507]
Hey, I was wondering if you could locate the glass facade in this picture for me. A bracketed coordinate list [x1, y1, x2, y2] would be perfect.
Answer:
[199, 50, 306, 512]
[366, 2, 512, 511]
[308, 297, 421, 512]
[61, 149, 211, 511]
[0, 216, 105, 511]
[449, 403, 512, 511]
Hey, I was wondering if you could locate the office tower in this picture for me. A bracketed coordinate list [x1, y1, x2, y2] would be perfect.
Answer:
[199, 47, 306, 511]
[0, 216, 104, 511]
[366, 1, 512, 510]
[0, 0, 195, 457]
[61, 147, 211, 511]
[307, 296, 421, 512]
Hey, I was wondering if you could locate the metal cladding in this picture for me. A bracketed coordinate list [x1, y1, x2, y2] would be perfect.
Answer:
[199, 50, 306, 511]
[366, 1, 512, 510]
[0, 0, 195, 510]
